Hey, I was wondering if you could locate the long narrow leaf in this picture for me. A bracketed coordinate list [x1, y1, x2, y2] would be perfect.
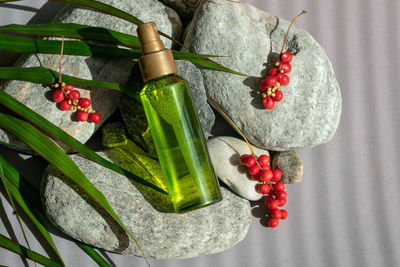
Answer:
[0, 23, 140, 47]
[75, 242, 111, 267]
[0, 154, 111, 266]
[184, 57, 248, 76]
[0, 24, 222, 60]
[0, 34, 141, 58]
[0, 234, 62, 267]
[0, 90, 166, 194]
[0, 171, 65, 266]
[0, 67, 129, 93]
[0, 111, 143, 256]
[0, 163, 33, 262]
[49, 0, 181, 46]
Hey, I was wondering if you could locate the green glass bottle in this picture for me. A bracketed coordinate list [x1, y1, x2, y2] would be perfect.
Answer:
[137, 22, 222, 213]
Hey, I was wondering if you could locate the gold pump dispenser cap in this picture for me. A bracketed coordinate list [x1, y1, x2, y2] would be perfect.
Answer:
[137, 22, 178, 82]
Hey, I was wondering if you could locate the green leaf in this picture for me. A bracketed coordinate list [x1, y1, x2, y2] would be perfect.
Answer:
[0, 154, 111, 267]
[0, 34, 141, 58]
[183, 57, 248, 76]
[49, 0, 181, 46]
[0, 90, 166, 195]
[0, 154, 65, 266]
[0, 67, 130, 93]
[0, 111, 143, 256]
[0, 234, 63, 267]
[75, 242, 111, 267]
[0, 23, 140, 47]
[0, 24, 221, 59]
[0, 162, 33, 263]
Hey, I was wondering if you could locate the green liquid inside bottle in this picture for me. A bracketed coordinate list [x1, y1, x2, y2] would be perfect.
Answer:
[140, 74, 222, 213]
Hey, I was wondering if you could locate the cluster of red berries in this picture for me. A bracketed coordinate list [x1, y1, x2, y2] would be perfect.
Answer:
[51, 82, 101, 123]
[240, 154, 288, 228]
[259, 10, 306, 110]
[259, 51, 292, 110]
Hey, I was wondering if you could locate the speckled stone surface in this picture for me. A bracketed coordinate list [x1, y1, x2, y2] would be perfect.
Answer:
[183, 0, 342, 151]
[41, 152, 251, 259]
[272, 150, 303, 183]
[158, 0, 202, 18]
[0, 0, 182, 153]
[207, 136, 266, 201]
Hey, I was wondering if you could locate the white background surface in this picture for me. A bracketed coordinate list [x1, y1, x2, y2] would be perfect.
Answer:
[1, 0, 400, 266]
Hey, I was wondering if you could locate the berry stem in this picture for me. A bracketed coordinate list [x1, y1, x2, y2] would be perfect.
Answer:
[210, 97, 256, 157]
[280, 10, 307, 54]
[58, 36, 65, 83]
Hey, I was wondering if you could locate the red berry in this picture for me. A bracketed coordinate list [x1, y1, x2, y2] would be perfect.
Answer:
[257, 155, 270, 169]
[259, 170, 273, 182]
[248, 164, 260, 175]
[89, 112, 101, 123]
[78, 98, 91, 108]
[277, 197, 287, 207]
[251, 173, 261, 181]
[273, 181, 285, 191]
[280, 209, 288, 220]
[272, 90, 283, 102]
[258, 184, 271, 194]
[277, 74, 290, 86]
[269, 68, 279, 76]
[52, 89, 65, 103]
[280, 62, 292, 73]
[271, 168, 282, 182]
[244, 156, 256, 167]
[68, 90, 80, 100]
[240, 154, 249, 165]
[265, 75, 277, 87]
[263, 97, 275, 109]
[59, 100, 71, 111]
[265, 197, 279, 209]
[268, 218, 279, 228]
[275, 190, 287, 200]
[63, 84, 74, 91]
[259, 80, 270, 91]
[269, 208, 282, 219]
[77, 111, 88, 122]
[280, 51, 292, 63]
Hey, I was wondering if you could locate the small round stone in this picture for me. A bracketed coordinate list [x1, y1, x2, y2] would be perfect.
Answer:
[272, 150, 304, 183]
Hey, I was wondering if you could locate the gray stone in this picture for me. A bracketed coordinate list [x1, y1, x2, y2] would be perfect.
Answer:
[120, 61, 215, 156]
[207, 136, 267, 201]
[272, 150, 303, 183]
[158, 0, 202, 19]
[41, 152, 251, 259]
[0, 0, 182, 153]
[183, 0, 342, 151]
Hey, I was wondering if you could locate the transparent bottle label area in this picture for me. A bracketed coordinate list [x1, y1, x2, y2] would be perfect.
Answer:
[140, 77, 221, 212]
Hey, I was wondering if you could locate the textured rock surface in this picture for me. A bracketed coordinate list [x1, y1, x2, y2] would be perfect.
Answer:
[41, 152, 251, 259]
[183, 0, 342, 151]
[207, 136, 267, 201]
[120, 60, 215, 156]
[272, 150, 303, 183]
[158, 0, 202, 18]
[0, 0, 182, 153]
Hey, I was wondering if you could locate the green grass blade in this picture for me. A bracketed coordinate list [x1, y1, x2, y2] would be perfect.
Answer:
[0, 163, 33, 262]
[75, 242, 111, 267]
[0, 34, 141, 58]
[0, 234, 63, 267]
[184, 57, 248, 76]
[0, 23, 140, 47]
[0, 90, 166, 194]
[0, 111, 143, 256]
[49, 0, 181, 46]
[0, 168, 65, 266]
[0, 67, 131, 93]
[0, 154, 111, 267]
